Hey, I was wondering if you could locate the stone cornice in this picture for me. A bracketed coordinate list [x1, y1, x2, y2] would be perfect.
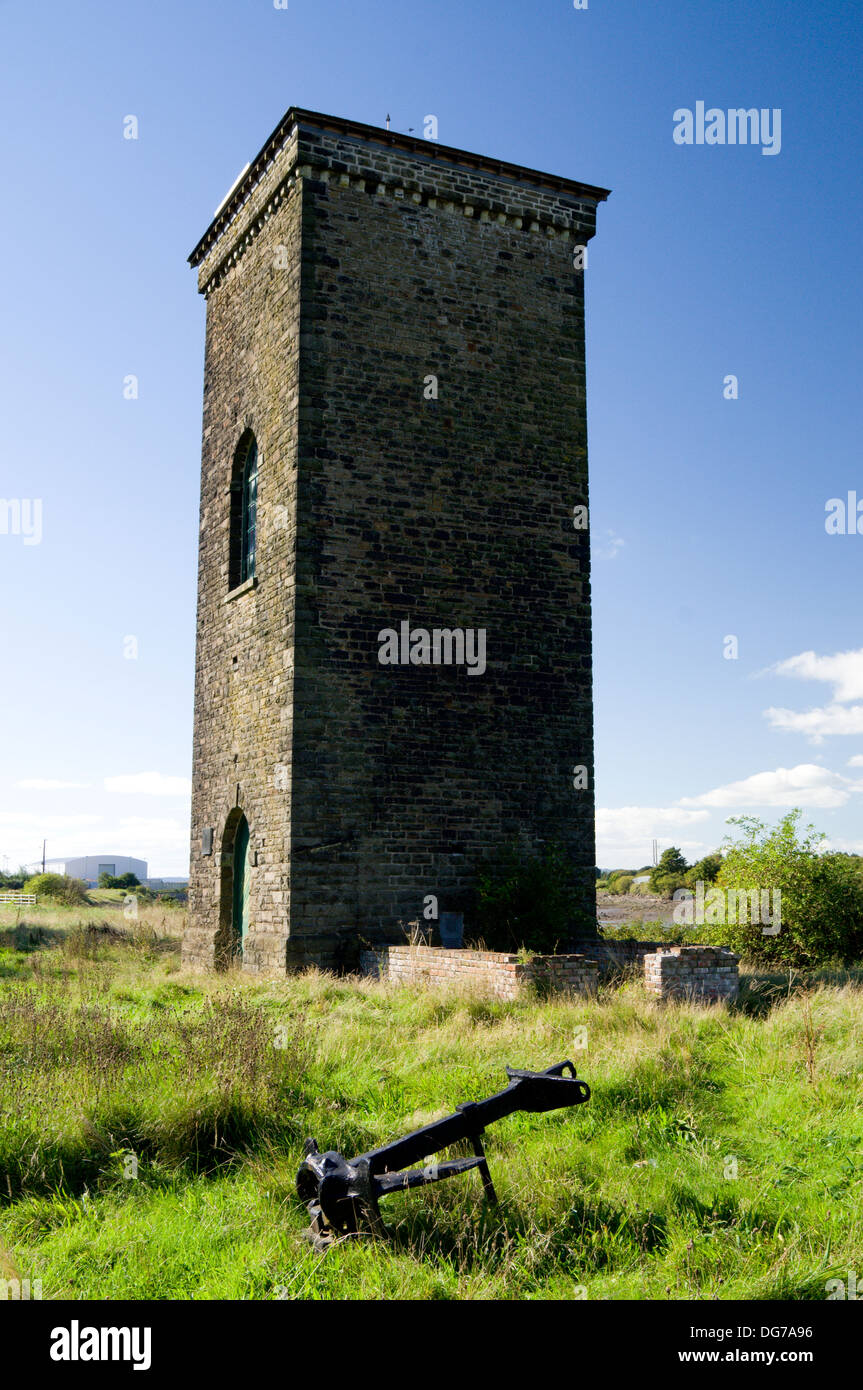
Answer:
[189, 107, 610, 298]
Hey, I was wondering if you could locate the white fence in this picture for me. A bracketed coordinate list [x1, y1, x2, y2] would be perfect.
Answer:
[0, 893, 37, 905]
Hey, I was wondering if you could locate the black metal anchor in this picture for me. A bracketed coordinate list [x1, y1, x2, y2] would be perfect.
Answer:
[296, 1060, 590, 1250]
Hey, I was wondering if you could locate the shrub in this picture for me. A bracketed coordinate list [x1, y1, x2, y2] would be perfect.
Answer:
[713, 811, 863, 965]
[23, 873, 89, 905]
[604, 869, 636, 894]
[609, 874, 633, 895]
[98, 872, 140, 889]
[474, 841, 586, 952]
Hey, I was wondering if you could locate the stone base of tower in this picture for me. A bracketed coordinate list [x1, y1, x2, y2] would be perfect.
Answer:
[182, 904, 600, 978]
[181, 917, 369, 975]
[180, 924, 218, 973]
[181, 923, 292, 974]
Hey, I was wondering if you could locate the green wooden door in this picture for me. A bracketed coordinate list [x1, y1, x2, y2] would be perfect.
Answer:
[232, 816, 251, 955]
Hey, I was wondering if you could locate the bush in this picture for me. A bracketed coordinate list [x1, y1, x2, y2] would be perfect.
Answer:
[712, 811, 863, 966]
[604, 869, 635, 894]
[474, 841, 587, 953]
[23, 873, 89, 905]
[609, 874, 633, 895]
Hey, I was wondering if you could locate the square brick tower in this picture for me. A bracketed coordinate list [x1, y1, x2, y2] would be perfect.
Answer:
[183, 108, 608, 974]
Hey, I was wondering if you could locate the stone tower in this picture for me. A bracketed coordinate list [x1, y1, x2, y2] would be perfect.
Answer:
[183, 108, 608, 974]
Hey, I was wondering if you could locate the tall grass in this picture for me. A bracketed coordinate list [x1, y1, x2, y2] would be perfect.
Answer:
[0, 905, 861, 1300]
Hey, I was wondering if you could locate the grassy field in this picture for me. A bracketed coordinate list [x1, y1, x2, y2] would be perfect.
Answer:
[1, 902, 861, 1301]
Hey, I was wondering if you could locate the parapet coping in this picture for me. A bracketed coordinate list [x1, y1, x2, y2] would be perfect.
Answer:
[189, 106, 610, 271]
[377, 945, 599, 966]
[650, 945, 740, 957]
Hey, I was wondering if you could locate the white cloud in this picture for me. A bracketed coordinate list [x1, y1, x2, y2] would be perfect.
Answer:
[104, 773, 192, 797]
[0, 810, 189, 877]
[0, 813, 104, 873]
[115, 817, 190, 869]
[848, 755, 863, 768]
[764, 704, 863, 743]
[679, 763, 861, 810]
[115, 816, 189, 837]
[596, 530, 625, 560]
[769, 648, 863, 703]
[16, 779, 91, 790]
[0, 812, 101, 830]
[822, 836, 863, 854]
[761, 648, 863, 742]
[595, 806, 710, 862]
[597, 806, 710, 837]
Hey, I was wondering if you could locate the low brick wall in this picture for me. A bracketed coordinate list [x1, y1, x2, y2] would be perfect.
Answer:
[359, 945, 599, 1001]
[644, 946, 739, 1002]
[359, 943, 739, 1004]
[571, 938, 667, 977]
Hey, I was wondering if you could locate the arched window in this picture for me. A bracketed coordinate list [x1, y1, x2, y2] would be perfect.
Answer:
[229, 433, 258, 590]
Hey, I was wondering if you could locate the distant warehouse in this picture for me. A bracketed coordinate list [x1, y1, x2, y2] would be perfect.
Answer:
[62, 856, 148, 888]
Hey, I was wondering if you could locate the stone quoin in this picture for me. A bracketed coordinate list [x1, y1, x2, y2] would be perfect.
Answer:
[182, 107, 609, 974]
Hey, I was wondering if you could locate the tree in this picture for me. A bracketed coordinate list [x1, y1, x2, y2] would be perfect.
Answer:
[98, 872, 141, 889]
[714, 810, 863, 965]
[649, 847, 689, 897]
[684, 852, 723, 888]
[0, 865, 32, 890]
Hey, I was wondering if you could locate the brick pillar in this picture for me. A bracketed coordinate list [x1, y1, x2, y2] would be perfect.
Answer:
[643, 946, 739, 1002]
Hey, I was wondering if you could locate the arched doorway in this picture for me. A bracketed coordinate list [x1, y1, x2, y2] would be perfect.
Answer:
[217, 809, 252, 967]
[231, 814, 251, 956]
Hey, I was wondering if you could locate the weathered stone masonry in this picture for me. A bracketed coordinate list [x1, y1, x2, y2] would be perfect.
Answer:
[183, 109, 609, 974]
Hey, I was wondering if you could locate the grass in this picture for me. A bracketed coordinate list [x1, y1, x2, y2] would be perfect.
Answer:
[1, 903, 861, 1300]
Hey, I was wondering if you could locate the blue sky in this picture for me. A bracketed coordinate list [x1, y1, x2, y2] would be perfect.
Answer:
[1, 0, 861, 875]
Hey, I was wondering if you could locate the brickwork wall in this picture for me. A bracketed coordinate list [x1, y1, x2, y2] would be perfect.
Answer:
[571, 938, 667, 976]
[359, 944, 739, 1004]
[183, 178, 303, 973]
[185, 111, 606, 973]
[360, 945, 598, 1001]
[643, 946, 740, 1002]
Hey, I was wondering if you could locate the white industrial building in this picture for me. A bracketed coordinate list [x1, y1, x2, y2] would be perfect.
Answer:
[61, 855, 148, 887]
